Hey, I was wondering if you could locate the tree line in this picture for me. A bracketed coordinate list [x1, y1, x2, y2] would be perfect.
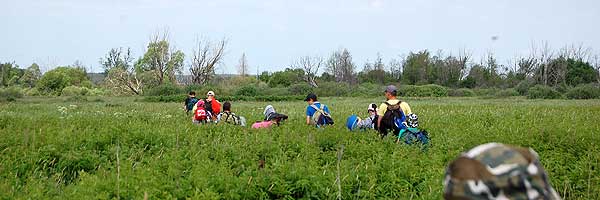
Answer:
[1, 34, 600, 98]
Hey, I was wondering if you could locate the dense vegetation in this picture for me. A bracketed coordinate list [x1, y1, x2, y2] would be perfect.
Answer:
[1, 97, 598, 199]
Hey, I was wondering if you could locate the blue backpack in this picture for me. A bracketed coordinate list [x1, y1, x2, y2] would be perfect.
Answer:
[186, 97, 199, 112]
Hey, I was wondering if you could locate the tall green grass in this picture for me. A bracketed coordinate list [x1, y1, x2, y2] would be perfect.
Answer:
[0, 97, 598, 199]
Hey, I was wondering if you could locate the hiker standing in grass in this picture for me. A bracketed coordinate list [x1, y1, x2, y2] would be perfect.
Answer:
[377, 85, 412, 138]
[304, 93, 334, 126]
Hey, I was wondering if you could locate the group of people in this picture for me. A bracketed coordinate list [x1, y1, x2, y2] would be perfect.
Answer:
[183, 85, 423, 140]
[184, 91, 288, 128]
[183, 86, 562, 199]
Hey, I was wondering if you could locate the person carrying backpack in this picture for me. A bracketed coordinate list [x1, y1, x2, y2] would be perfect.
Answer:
[192, 100, 210, 124]
[217, 102, 246, 126]
[184, 91, 199, 114]
[377, 85, 412, 138]
[251, 105, 289, 129]
[304, 93, 334, 127]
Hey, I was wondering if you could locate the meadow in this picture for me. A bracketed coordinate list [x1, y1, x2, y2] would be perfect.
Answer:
[0, 97, 599, 199]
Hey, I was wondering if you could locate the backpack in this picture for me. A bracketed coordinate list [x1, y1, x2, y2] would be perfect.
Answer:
[310, 104, 334, 126]
[383, 101, 407, 130]
[220, 111, 240, 125]
[398, 128, 430, 148]
[194, 102, 209, 121]
[186, 97, 198, 112]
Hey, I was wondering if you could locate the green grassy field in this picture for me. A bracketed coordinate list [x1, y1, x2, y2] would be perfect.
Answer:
[1, 97, 599, 199]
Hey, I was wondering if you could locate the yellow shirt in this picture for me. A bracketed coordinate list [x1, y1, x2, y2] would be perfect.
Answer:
[377, 99, 412, 117]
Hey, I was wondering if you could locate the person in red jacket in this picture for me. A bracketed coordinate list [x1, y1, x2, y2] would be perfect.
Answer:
[205, 91, 221, 120]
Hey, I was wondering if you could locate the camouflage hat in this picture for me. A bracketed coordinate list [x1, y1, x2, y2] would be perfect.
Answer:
[443, 143, 560, 200]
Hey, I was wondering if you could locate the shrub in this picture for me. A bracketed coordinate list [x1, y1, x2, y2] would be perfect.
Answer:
[288, 83, 313, 95]
[473, 88, 498, 96]
[566, 84, 600, 99]
[87, 88, 106, 96]
[351, 83, 381, 97]
[144, 84, 183, 96]
[448, 88, 475, 97]
[315, 82, 351, 97]
[527, 85, 562, 99]
[36, 66, 92, 94]
[0, 86, 24, 101]
[516, 80, 533, 95]
[24, 88, 42, 96]
[495, 88, 520, 98]
[61, 86, 89, 96]
[399, 84, 448, 97]
[235, 85, 260, 96]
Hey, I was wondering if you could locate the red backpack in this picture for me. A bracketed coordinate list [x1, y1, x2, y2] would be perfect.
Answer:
[194, 101, 208, 121]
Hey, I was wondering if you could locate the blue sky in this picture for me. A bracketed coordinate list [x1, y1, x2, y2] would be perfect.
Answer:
[1, 0, 599, 74]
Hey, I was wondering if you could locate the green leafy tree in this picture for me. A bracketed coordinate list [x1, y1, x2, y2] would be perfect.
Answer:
[36, 66, 91, 95]
[137, 35, 185, 85]
[19, 63, 42, 88]
[258, 71, 271, 83]
[268, 68, 304, 87]
[0, 62, 24, 87]
[402, 50, 431, 85]
[565, 58, 597, 86]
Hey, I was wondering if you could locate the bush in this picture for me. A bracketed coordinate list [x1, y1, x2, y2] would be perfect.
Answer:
[144, 84, 183, 96]
[516, 80, 534, 95]
[235, 85, 260, 96]
[566, 85, 600, 99]
[288, 83, 314, 95]
[448, 88, 475, 97]
[24, 88, 42, 96]
[315, 82, 351, 97]
[473, 88, 498, 96]
[140, 95, 303, 103]
[495, 88, 520, 98]
[527, 85, 562, 99]
[61, 86, 89, 96]
[0, 86, 24, 101]
[351, 83, 383, 97]
[399, 84, 448, 97]
[87, 88, 106, 96]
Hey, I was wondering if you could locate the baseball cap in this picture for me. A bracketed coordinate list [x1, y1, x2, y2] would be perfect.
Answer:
[367, 103, 377, 112]
[207, 91, 215, 96]
[304, 93, 317, 101]
[384, 85, 397, 93]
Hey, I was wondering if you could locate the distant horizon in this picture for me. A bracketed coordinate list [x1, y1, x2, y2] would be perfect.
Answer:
[2, 0, 599, 74]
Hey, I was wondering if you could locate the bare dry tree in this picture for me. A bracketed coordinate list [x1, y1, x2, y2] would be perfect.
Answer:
[457, 49, 472, 80]
[593, 54, 600, 84]
[237, 53, 249, 76]
[292, 56, 323, 88]
[190, 37, 227, 85]
[561, 43, 592, 62]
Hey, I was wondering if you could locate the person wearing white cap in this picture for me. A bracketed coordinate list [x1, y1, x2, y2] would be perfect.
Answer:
[356, 103, 379, 130]
[192, 90, 221, 122]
